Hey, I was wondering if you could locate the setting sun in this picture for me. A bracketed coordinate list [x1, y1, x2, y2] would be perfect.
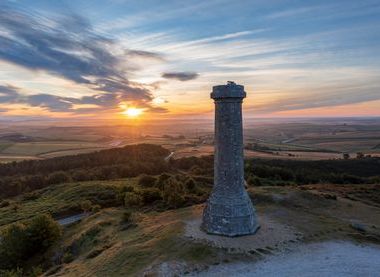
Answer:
[122, 107, 145, 118]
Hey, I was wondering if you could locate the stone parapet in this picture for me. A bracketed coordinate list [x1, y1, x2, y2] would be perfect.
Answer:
[211, 81, 246, 100]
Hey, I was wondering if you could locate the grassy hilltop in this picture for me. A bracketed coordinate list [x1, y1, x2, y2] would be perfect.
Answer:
[0, 144, 379, 276]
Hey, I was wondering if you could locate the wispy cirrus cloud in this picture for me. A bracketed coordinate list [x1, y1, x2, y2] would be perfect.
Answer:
[265, 1, 380, 21]
[0, 83, 167, 113]
[126, 49, 165, 61]
[96, 0, 225, 33]
[0, 85, 20, 102]
[251, 83, 380, 113]
[0, 84, 77, 112]
[0, 5, 166, 113]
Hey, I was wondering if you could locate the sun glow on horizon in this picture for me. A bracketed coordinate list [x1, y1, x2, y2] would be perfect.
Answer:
[120, 105, 145, 118]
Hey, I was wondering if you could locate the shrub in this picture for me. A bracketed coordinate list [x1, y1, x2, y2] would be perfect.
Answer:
[62, 252, 74, 264]
[0, 200, 11, 208]
[140, 188, 162, 204]
[122, 185, 135, 193]
[0, 223, 29, 269]
[11, 203, 21, 212]
[138, 174, 157, 187]
[23, 175, 46, 190]
[0, 214, 61, 270]
[162, 178, 185, 208]
[91, 204, 101, 213]
[118, 185, 135, 203]
[174, 174, 183, 181]
[124, 192, 143, 207]
[0, 268, 23, 277]
[252, 165, 294, 181]
[71, 170, 89, 181]
[184, 178, 197, 192]
[369, 176, 380, 184]
[80, 200, 93, 212]
[26, 214, 62, 253]
[155, 173, 171, 190]
[29, 266, 43, 277]
[22, 191, 40, 201]
[189, 165, 203, 175]
[46, 171, 70, 185]
[122, 211, 133, 223]
[340, 174, 364, 184]
[247, 176, 262, 186]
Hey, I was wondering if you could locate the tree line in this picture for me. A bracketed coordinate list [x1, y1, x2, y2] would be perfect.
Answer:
[0, 144, 170, 199]
[244, 158, 380, 186]
[1, 144, 379, 199]
[170, 155, 380, 185]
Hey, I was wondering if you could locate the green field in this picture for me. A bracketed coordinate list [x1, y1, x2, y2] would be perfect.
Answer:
[0, 137, 112, 162]
[1, 141, 103, 156]
[0, 142, 12, 152]
[295, 138, 380, 153]
[1, 118, 380, 163]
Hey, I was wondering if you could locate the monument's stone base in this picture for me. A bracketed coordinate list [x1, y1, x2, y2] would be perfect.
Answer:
[201, 192, 260, 237]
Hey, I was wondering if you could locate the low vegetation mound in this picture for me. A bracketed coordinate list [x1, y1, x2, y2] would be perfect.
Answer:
[0, 214, 61, 271]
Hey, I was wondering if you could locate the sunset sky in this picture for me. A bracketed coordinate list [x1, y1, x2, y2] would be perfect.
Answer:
[0, 0, 380, 121]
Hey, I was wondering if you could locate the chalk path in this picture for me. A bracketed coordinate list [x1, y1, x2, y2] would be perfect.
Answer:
[192, 241, 380, 277]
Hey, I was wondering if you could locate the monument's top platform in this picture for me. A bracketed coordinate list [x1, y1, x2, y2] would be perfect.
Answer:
[211, 81, 246, 99]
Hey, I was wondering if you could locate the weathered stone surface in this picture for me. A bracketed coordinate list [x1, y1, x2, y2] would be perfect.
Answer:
[202, 81, 259, 237]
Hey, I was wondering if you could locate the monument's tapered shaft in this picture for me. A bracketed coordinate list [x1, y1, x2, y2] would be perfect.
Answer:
[202, 81, 259, 237]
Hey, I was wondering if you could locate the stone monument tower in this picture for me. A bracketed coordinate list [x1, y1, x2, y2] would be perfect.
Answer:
[202, 81, 259, 237]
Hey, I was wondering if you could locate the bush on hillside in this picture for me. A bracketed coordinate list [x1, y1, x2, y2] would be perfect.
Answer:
[122, 210, 133, 223]
[0, 223, 29, 269]
[71, 170, 89, 181]
[184, 178, 197, 192]
[138, 174, 157, 187]
[162, 178, 185, 208]
[0, 268, 23, 277]
[27, 214, 62, 252]
[91, 204, 101, 213]
[23, 175, 46, 190]
[47, 171, 71, 185]
[189, 165, 204, 175]
[0, 200, 11, 208]
[124, 192, 143, 207]
[247, 175, 262, 186]
[80, 200, 93, 212]
[139, 188, 162, 204]
[0, 214, 61, 270]
[155, 173, 171, 190]
[22, 191, 40, 201]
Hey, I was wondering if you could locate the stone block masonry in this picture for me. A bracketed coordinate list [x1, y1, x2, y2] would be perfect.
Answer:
[201, 81, 259, 236]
